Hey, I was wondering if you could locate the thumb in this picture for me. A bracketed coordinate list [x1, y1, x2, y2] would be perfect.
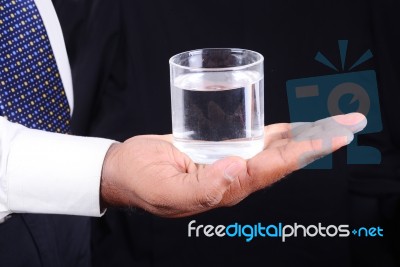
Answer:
[193, 157, 246, 209]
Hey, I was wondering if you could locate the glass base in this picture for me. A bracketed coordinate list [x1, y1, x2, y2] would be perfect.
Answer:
[173, 136, 264, 164]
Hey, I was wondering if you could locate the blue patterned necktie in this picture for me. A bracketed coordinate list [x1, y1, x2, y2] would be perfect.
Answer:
[0, 0, 71, 133]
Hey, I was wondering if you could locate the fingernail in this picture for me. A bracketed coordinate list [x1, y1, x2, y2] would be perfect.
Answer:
[336, 113, 368, 133]
[224, 163, 242, 181]
[348, 113, 368, 133]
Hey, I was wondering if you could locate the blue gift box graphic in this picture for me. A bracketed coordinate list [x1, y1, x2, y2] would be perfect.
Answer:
[286, 40, 382, 169]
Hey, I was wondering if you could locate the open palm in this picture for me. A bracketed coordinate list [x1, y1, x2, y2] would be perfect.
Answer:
[100, 113, 366, 218]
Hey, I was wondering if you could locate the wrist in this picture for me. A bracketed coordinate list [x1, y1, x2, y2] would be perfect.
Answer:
[100, 142, 121, 210]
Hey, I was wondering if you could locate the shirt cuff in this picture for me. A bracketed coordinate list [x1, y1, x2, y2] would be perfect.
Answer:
[6, 127, 116, 217]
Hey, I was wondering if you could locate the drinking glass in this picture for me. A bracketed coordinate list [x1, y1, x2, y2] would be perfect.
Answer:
[169, 48, 264, 164]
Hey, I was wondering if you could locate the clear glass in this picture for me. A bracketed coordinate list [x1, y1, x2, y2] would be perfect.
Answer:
[169, 48, 264, 164]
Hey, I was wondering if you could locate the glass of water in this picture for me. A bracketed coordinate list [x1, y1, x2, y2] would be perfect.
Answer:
[169, 48, 264, 164]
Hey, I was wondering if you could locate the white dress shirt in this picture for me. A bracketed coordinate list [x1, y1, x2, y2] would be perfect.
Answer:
[0, 0, 115, 222]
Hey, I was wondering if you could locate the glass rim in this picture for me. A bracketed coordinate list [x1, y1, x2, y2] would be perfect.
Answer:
[169, 48, 264, 72]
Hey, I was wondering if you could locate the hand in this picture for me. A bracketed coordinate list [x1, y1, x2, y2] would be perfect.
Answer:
[100, 112, 367, 218]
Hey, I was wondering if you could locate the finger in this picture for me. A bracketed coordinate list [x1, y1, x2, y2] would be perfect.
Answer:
[328, 112, 367, 133]
[244, 122, 355, 194]
[263, 123, 290, 148]
[289, 113, 367, 138]
[266, 138, 290, 149]
[244, 113, 366, 194]
[263, 112, 366, 149]
[170, 156, 247, 217]
[267, 113, 364, 150]
[293, 126, 354, 167]
[193, 156, 246, 207]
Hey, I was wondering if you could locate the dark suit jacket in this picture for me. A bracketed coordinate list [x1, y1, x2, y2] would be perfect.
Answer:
[55, 0, 400, 266]
[0, 214, 91, 267]
[0, 1, 95, 266]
